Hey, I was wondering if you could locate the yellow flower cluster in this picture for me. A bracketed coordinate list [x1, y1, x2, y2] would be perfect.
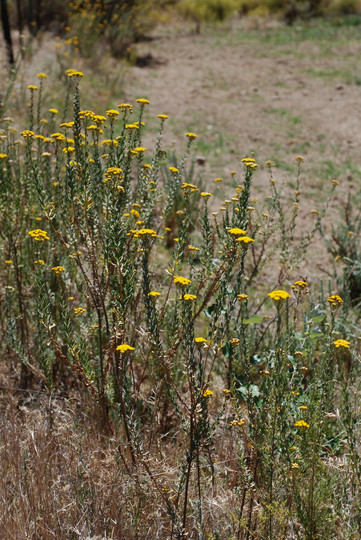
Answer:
[237, 294, 248, 302]
[28, 229, 49, 241]
[133, 228, 157, 238]
[328, 295, 343, 308]
[203, 389, 213, 397]
[174, 276, 191, 286]
[51, 266, 65, 274]
[116, 344, 135, 353]
[183, 294, 196, 301]
[104, 167, 123, 183]
[295, 420, 309, 429]
[268, 290, 290, 301]
[74, 307, 86, 315]
[21, 130, 35, 138]
[148, 291, 161, 297]
[181, 182, 198, 193]
[236, 236, 254, 245]
[228, 228, 246, 236]
[333, 339, 350, 348]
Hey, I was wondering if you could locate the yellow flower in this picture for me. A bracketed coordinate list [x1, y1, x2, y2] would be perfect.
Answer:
[133, 228, 157, 238]
[106, 109, 119, 118]
[241, 157, 255, 163]
[222, 389, 231, 394]
[118, 103, 133, 111]
[214, 177, 222, 183]
[21, 130, 35, 138]
[299, 406, 308, 410]
[116, 344, 135, 353]
[51, 266, 65, 274]
[268, 290, 290, 301]
[66, 70, 83, 78]
[157, 114, 168, 119]
[51, 132, 66, 141]
[34, 259, 45, 265]
[37, 73, 47, 79]
[49, 108, 59, 114]
[228, 228, 246, 236]
[328, 295, 343, 308]
[74, 307, 86, 315]
[0, 153, 8, 159]
[201, 192, 212, 199]
[295, 156, 304, 163]
[333, 339, 350, 348]
[195, 337, 208, 343]
[230, 338, 240, 345]
[181, 182, 198, 193]
[148, 291, 161, 297]
[293, 280, 308, 289]
[125, 123, 139, 130]
[169, 166, 179, 173]
[136, 98, 150, 105]
[186, 132, 197, 140]
[295, 420, 309, 428]
[5, 260, 13, 264]
[28, 229, 49, 241]
[203, 389, 213, 397]
[183, 294, 196, 301]
[236, 236, 254, 244]
[174, 276, 191, 286]
[133, 147, 146, 153]
[28, 85, 39, 91]
[188, 245, 200, 252]
[237, 294, 248, 302]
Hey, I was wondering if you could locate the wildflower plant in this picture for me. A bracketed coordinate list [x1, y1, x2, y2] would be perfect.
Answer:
[0, 70, 361, 538]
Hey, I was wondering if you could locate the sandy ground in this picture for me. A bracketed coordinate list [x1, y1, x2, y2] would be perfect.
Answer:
[123, 19, 361, 203]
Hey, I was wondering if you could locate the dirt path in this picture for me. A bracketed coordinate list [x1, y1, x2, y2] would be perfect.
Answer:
[125, 20, 361, 202]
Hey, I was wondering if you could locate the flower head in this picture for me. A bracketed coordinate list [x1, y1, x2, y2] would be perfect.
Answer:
[37, 73, 47, 79]
[295, 420, 309, 429]
[21, 130, 35, 138]
[228, 228, 246, 236]
[28, 229, 49, 241]
[133, 228, 157, 238]
[183, 294, 196, 301]
[148, 291, 161, 297]
[186, 132, 197, 140]
[195, 337, 208, 344]
[106, 109, 119, 118]
[136, 98, 150, 105]
[203, 389, 213, 397]
[236, 236, 254, 244]
[237, 294, 248, 302]
[51, 266, 65, 274]
[74, 307, 85, 315]
[328, 295, 343, 308]
[116, 344, 135, 353]
[268, 290, 290, 301]
[333, 339, 350, 349]
[174, 276, 191, 286]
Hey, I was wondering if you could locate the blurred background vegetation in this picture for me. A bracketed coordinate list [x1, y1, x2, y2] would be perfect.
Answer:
[2, 0, 361, 68]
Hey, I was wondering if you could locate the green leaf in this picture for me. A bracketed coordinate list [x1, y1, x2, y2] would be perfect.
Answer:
[312, 314, 326, 323]
[242, 315, 264, 325]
